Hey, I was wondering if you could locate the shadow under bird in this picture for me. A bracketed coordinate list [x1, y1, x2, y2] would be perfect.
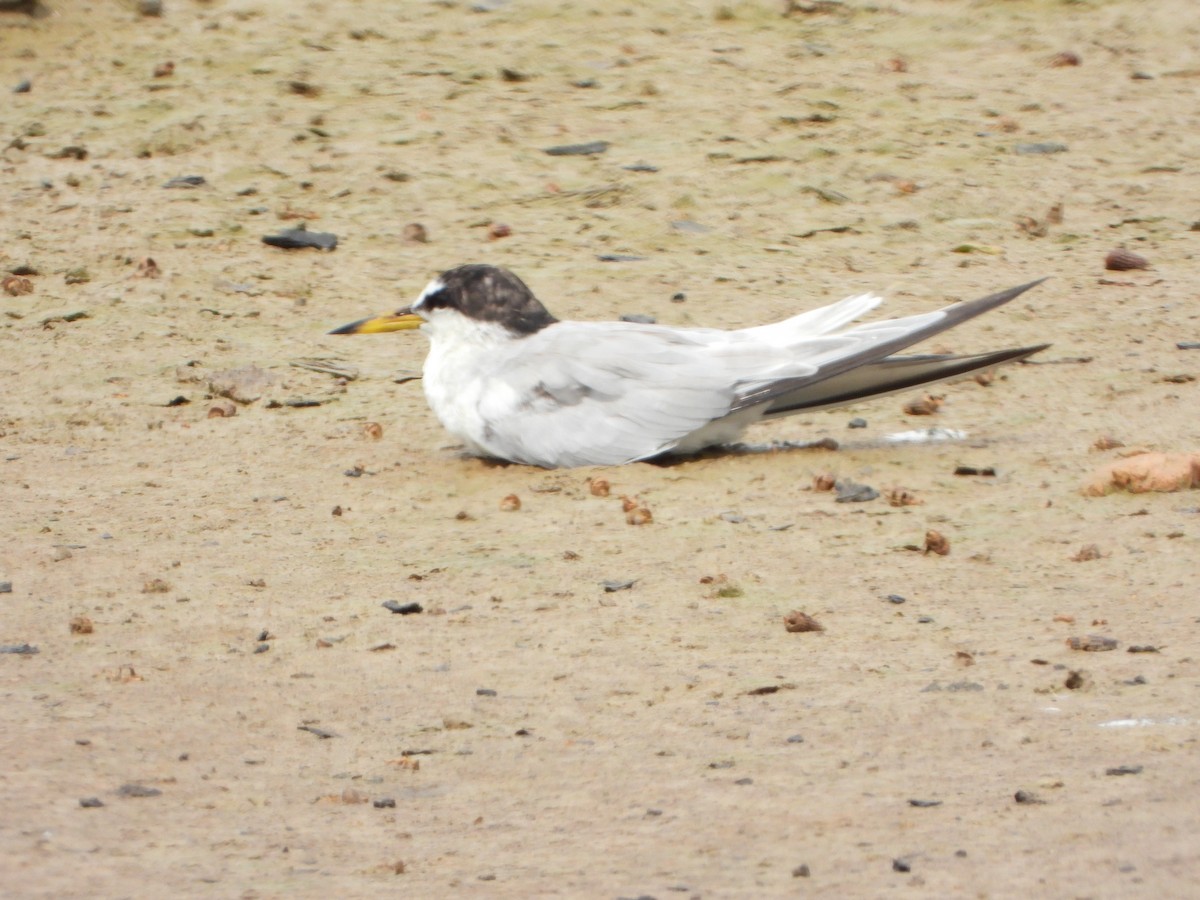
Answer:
[331, 265, 1048, 468]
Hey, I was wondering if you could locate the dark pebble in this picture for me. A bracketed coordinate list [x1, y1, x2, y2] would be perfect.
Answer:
[79, 797, 104, 808]
[543, 140, 609, 156]
[1106, 765, 1143, 776]
[708, 760, 734, 769]
[476, 688, 497, 697]
[834, 479, 878, 503]
[622, 162, 659, 172]
[166, 395, 190, 407]
[298, 725, 337, 739]
[0, 581, 12, 593]
[117, 783, 162, 798]
[163, 175, 207, 189]
[382, 601, 423, 615]
[1014, 790, 1044, 805]
[1177, 341, 1200, 350]
[601, 579, 635, 593]
[373, 797, 396, 808]
[257, 629, 271, 641]
[892, 858, 911, 873]
[571, 78, 598, 88]
[786, 734, 805, 744]
[887, 594, 906, 604]
[262, 226, 337, 251]
[734, 777, 753, 785]
[0, 643, 38, 655]
[908, 799, 942, 808]
[847, 417, 867, 428]
[596, 254, 646, 262]
[1127, 645, 1160, 653]
[670, 292, 686, 302]
[917, 615, 935, 624]
[1124, 675, 1147, 686]
[954, 465, 996, 476]
[792, 864, 811, 878]
[254, 643, 270, 654]
[955, 849, 967, 858]
[13, 78, 31, 93]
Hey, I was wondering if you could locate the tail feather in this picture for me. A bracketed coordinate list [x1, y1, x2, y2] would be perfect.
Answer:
[734, 278, 1047, 412]
[761, 344, 1049, 417]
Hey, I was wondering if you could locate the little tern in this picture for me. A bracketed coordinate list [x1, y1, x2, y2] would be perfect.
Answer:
[331, 264, 1047, 468]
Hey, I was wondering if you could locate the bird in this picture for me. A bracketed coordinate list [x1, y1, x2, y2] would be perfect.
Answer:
[330, 264, 1048, 468]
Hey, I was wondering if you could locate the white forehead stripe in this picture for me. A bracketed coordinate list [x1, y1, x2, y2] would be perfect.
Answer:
[414, 278, 446, 310]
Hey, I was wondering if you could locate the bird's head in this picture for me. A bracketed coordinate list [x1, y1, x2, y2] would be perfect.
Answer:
[329, 264, 558, 338]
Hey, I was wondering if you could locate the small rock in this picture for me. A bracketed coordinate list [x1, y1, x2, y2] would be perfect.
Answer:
[382, 601, 423, 615]
[374, 797, 396, 808]
[1066, 635, 1119, 652]
[402, 223, 428, 243]
[847, 417, 867, 428]
[69, 615, 94, 634]
[1105, 765, 1143, 776]
[601, 579, 635, 592]
[1071, 544, 1103, 562]
[163, 175, 205, 189]
[499, 493, 521, 512]
[783, 610, 823, 633]
[1105, 248, 1149, 271]
[908, 799, 942, 808]
[892, 858, 911, 873]
[1014, 790, 1045, 805]
[137, 0, 163, 14]
[834, 479, 878, 503]
[262, 225, 337, 251]
[476, 688, 497, 697]
[923, 530, 951, 556]
[1014, 142, 1068, 155]
[792, 863, 811, 878]
[543, 140, 609, 156]
[116, 783, 162, 798]
[0, 643, 38, 655]
[79, 797, 104, 808]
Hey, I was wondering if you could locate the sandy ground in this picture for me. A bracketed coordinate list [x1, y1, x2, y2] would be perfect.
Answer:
[3, 0, 1200, 896]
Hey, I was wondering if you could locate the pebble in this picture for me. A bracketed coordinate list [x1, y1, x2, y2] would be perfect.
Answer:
[1014, 790, 1045, 805]
[117, 783, 162, 798]
[834, 479, 878, 503]
[0, 581, 12, 593]
[79, 797, 104, 808]
[792, 864, 811, 878]
[892, 858, 911, 873]
[601, 579, 635, 592]
[786, 734, 805, 744]
[908, 799, 942, 808]
[543, 140, 609, 156]
[475, 688, 497, 697]
[137, 0, 163, 14]
[0, 643, 38, 655]
[382, 601, 423, 615]
[1106, 765, 1143, 776]
[887, 594, 906, 604]
[13, 78, 31, 94]
[262, 226, 337, 251]
[1014, 142, 1068, 155]
[163, 175, 206, 189]
[847, 417, 867, 428]
[373, 797, 396, 808]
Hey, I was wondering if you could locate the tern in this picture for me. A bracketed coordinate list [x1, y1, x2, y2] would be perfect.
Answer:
[331, 265, 1047, 468]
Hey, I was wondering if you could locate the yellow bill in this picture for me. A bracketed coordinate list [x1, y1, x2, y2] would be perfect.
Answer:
[328, 308, 423, 335]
